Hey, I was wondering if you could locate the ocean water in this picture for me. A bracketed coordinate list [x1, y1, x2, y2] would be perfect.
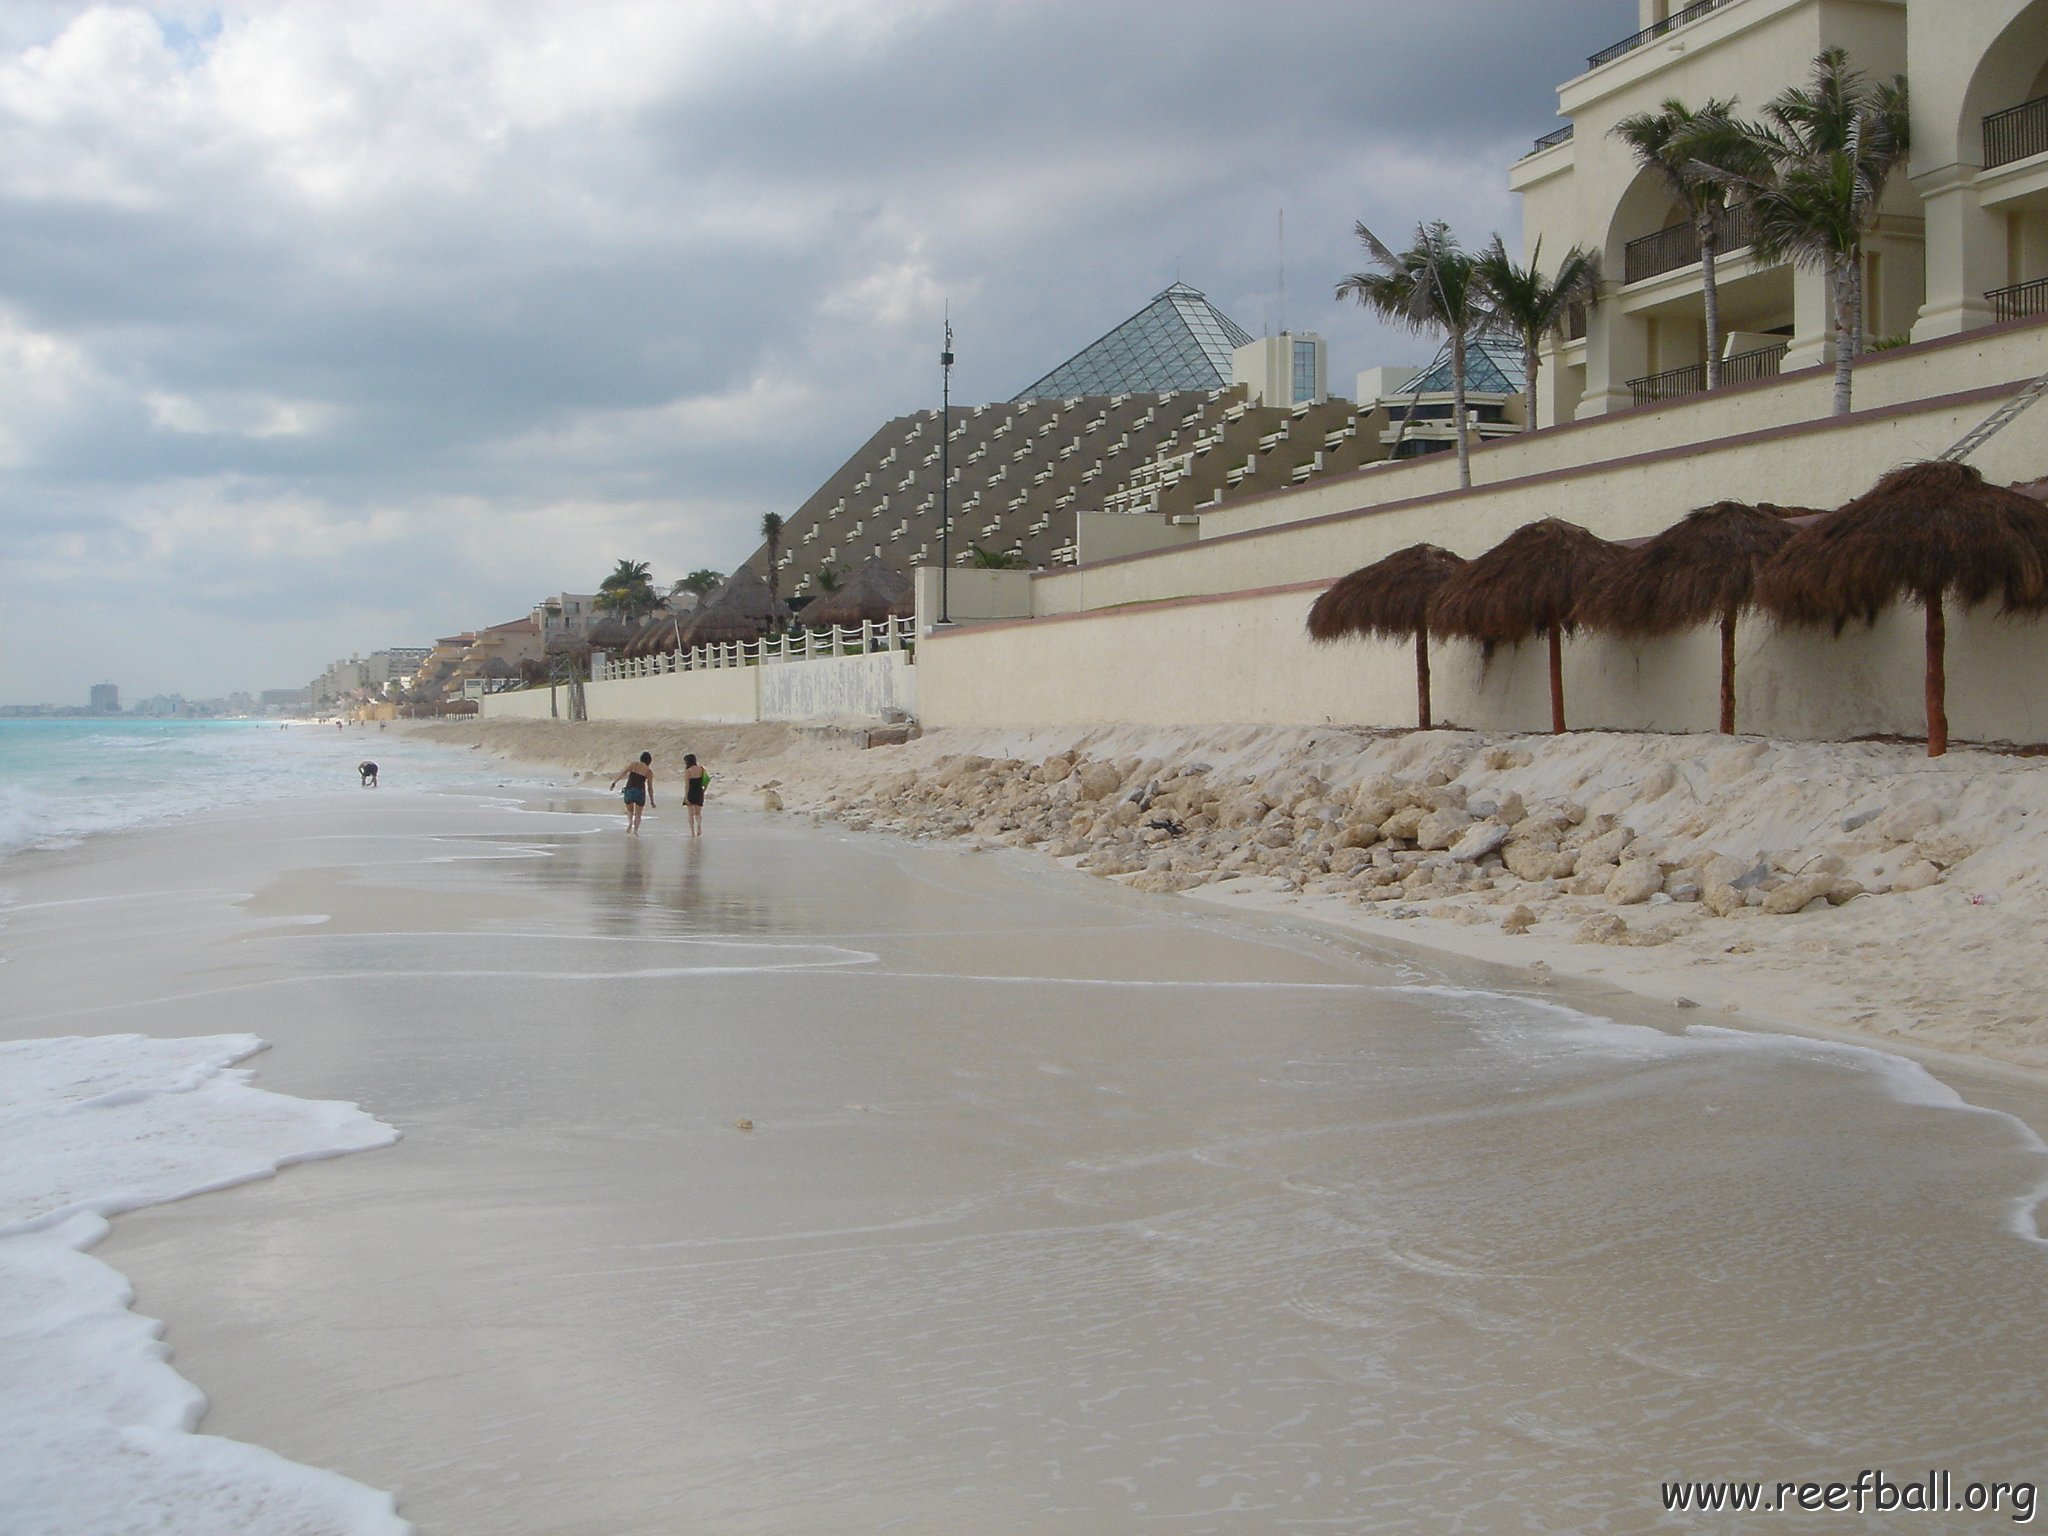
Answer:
[0, 719, 508, 863]
[0, 721, 564, 1535]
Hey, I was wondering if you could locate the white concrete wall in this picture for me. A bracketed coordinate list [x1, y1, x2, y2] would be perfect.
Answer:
[1076, 511, 1199, 563]
[912, 567, 1034, 628]
[759, 652, 915, 721]
[916, 580, 2048, 747]
[478, 686, 559, 720]
[586, 667, 760, 722]
[479, 652, 914, 724]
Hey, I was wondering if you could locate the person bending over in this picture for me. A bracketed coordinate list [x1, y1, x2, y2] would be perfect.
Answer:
[358, 761, 378, 787]
[609, 752, 655, 834]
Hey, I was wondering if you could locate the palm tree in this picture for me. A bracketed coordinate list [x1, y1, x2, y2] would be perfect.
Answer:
[1474, 235, 1600, 431]
[1725, 49, 1910, 416]
[1338, 221, 1485, 488]
[594, 558, 659, 620]
[968, 544, 1030, 569]
[760, 513, 785, 603]
[675, 568, 723, 597]
[1610, 96, 1760, 391]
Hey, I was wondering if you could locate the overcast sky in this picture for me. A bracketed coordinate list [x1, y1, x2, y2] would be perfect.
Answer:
[0, 0, 1634, 703]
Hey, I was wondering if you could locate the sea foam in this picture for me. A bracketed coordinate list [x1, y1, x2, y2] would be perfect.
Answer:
[0, 1033, 410, 1535]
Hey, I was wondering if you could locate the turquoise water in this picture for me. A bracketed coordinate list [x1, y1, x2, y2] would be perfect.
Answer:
[0, 719, 515, 863]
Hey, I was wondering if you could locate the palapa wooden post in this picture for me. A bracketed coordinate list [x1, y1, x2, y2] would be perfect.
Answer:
[1720, 604, 1738, 735]
[1547, 625, 1566, 734]
[1415, 629, 1432, 731]
[1925, 590, 1948, 758]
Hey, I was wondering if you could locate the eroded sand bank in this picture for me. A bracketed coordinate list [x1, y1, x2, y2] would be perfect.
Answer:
[417, 716, 2048, 1076]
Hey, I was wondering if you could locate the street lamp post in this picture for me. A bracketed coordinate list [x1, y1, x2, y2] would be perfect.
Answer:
[939, 316, 953, 625]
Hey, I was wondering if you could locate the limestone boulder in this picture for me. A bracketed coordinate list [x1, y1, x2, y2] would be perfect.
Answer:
[1415, 808, 1476, 851]
[1574, 914, 1630, 945]
[1914, 832, 1974, 870]
[1380, 805, 1428, 842]
[1875, 800, 1942, 845]
[1503, 841, 1575, 883]
[1568, 861, 1619, 896]
[1605, 861, 1665, 906]
[1074, 762, 1123, 802]
[1447, 821, 1511, 863]
[1574, 825, 1635, 871]
[1891, 859, 1942, 893]
[1701, 880, 1744, 917]
[1762, 873, 1837, 915]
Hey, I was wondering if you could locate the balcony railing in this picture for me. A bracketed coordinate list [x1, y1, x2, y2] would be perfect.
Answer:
[1524, 123, 1574, 157]
[1989, 277, 2048, 323]
[1623, 205, 1758, 284]
[1628, 341, 1789, 407]
[1984, 94, 2048, 170]
[1588, 0, 1735, 70]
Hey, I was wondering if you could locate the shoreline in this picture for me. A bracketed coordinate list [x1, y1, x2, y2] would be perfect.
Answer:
[408, 716, 2048, 1086]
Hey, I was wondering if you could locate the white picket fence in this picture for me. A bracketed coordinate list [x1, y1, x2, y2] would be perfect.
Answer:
[597, 616, 916, 683]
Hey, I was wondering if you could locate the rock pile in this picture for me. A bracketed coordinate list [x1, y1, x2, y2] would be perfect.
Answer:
[784, 740, 1969, 941]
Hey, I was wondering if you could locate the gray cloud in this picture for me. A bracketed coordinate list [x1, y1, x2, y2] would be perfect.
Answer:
[0, 0, 1633, 701]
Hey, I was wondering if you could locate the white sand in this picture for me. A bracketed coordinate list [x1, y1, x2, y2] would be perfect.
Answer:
[416, 717, 2048, 1075]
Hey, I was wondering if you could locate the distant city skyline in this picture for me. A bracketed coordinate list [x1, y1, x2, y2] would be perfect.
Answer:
[0, 0, 1633, 698]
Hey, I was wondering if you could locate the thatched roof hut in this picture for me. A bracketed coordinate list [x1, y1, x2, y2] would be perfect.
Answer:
[801, 558, 914, 628]
[1579, 501, 1795, 734]
[623, 610, 690, 660]
[1756, 460, 2048, 755]
[582, 615, 643, 654]
[1306, 543, 1466, 729]
[1429, 518, 1626, 734]
[682, 568, 794, 647]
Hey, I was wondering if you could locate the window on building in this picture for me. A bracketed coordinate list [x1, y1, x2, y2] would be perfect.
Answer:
[1292, 339, 1317, 404]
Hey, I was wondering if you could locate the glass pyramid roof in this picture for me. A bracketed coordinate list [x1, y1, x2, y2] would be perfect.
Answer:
[1012, 283, 1254, 402]
[1401, 331, 1522, 396]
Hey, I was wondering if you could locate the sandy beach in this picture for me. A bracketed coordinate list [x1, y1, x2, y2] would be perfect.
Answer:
[5, 728, 2046, 1531]
[418, 715, 2048, 1078]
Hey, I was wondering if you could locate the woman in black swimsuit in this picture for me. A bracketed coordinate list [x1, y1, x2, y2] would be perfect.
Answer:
[608, 752, 655, 834]
[683, 753, 707, 838]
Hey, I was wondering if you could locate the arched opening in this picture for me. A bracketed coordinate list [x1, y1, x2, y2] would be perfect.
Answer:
[1960, 0, 2048, 168]
[1963, 0, 2048, 321]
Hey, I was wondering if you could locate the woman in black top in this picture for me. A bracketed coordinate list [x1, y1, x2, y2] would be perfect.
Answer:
[683, 753, 708, 838]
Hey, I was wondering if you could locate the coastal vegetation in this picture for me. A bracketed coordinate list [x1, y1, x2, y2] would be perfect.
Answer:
[1472, 235, 1601, 433]
[1338, 221, 1486, 487]
[1723, 47, 1911, 415]
[594, 558, 661, 619]
[1609, 94, 1759, 390]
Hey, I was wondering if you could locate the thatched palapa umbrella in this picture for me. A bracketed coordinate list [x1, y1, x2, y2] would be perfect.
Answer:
[1306, 543, 1467, 729]
[1578, 501, 1795, 734]
[801, 557, 914, 629]
[1428, 518, 1626, 734]
[682, 567, 794, 647]
[1756, 460, 2048, 756]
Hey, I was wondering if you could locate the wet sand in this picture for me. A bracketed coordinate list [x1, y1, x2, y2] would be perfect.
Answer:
[6, 780, 2048, 1532]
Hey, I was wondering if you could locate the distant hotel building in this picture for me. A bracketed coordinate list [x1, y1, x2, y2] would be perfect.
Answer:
[89, 683, 119, 714]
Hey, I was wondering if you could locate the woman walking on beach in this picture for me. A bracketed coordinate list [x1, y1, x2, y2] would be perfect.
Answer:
[609, 752, 655, 834]
[683, 753, 708, 838]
